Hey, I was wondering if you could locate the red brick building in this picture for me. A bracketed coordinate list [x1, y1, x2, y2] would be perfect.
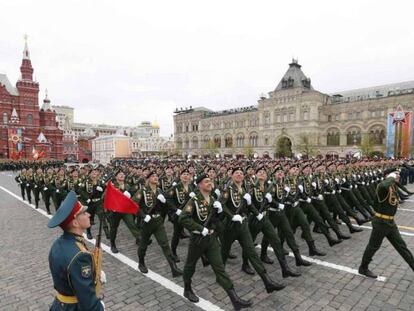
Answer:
[0, 38, 63, 159]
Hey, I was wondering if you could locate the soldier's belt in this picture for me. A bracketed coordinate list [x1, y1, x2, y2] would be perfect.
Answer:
[374, 213, 394, 221]
[269, 207, 279, 212]
[56, 292, 78, 304]
[341, 187, 350, 191]
[91, 198, 101, 202]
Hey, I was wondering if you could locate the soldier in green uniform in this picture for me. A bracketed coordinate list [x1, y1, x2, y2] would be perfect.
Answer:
[179, 173, 252, 310]
[166, 168, 195, 262]
[25, 167, 34, 204]
[221, 167, 286, 293]
[133, 171, 183, 277]
[42, 167, 55, 214]
[359, 170, 414, 278]
[15, 167, 27, 200]
[109, 170, 141, 253]
[53, 167, 68, 212]
[33, 167, 44, 209]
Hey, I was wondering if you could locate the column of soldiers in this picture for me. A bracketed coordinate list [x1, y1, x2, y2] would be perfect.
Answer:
[9, 157, 414, 310]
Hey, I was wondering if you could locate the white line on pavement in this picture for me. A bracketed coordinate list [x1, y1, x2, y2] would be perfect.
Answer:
[255, 245, 387, 282]
[400, 208, 414, 212]
[352, 224, 414, 237]
[0, 185, 225, 311]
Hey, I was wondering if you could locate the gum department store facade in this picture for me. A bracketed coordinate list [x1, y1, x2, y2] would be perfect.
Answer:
[173, 60, 414, 158]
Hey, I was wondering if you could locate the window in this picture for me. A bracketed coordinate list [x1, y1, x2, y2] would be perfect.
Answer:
[264, 137, 269, 145]
[328, 115, 332, 122]
[303, 111, 309, 121]
[213, 136, 221, 148]
[27, 114, 33, 125]
[369, 126, 385, 145]
[3, 112, 8, 125]
[264, 112, 270, 125]
[236, 134, 244, 147]
[283, 113, 288, 122]
[225, 135, 233, 148]
[348, 112, 353, 120]
[249, 133, 258, 147]
[289, 112, 294, 121]
[276, 114, 281, 123]
[185, 125, 189, 132]
[335, 114, 340, 121]
[327, 130, 340, 146]
[346, 127, 361, 145]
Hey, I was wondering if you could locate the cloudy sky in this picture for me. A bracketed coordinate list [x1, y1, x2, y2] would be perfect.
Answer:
[1, 0, 413, 136]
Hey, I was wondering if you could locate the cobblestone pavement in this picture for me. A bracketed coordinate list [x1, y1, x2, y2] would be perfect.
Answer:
[1, 171, 414, 311]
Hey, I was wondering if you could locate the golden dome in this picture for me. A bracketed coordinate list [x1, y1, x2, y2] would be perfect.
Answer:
[152, 121, 160, 129]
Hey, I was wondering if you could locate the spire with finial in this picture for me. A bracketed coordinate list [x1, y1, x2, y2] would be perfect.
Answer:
[23, 34, 30, 60]
[41, 89, 51, 111]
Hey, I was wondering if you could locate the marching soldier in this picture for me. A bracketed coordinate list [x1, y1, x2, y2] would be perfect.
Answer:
[42, 167, 55, 215]
[179, 173, 252, 310]
[48, 191, 106, 310]
[53, 167, 68, 212]
[220, 167, 286, 293]
[15, 167, 27, 200]
[33, 167, 44, 209]
[166, 168, 195, 262]
[133, 171, 183, 277]
[25, 167, 34, 204]
[359, 170, 414, 278]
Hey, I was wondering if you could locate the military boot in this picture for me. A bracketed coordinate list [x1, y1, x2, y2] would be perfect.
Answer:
[183, 281, 199, 303]
[138, 255, 148, 274]
[225, 288, 252, 310]
[259, 272, 285, 293]
[168, 256, 183, 278]
[110, 239, 119, 253]
[293, 250, 312, 266]
[306, 240, 326, 257]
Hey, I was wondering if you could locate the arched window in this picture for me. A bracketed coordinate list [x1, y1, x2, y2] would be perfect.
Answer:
[192, 137, 199, 149]
[368, 125, 386, 145]
[3, 112, 8, 125]
[213, 135, 221, 148]
[249, 133, 258, 147]
[236, 134, 244, 148]
[327, 128, 340, 146]
[27, 114, 33, 125]
[225, 134, 233, 148]
[346, 127, 361, 145]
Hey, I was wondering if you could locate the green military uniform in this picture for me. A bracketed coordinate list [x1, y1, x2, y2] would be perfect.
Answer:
[42, 171, 55, 214]
[15, 170, 27, 200]
[33, 171, 44, 209]
[53, 173, 68, 211]
[25, 170, 34, 204]
[360, 176, 414, 277]
[133, 184, 182, 277]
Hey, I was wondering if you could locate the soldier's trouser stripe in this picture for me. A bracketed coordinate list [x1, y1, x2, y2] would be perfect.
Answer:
[0, 185, 225, 311]
[256, 245, 387, 282]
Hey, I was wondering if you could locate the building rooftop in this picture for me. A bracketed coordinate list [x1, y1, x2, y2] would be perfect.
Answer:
[0, 73, 19, 96]
[274, 59, 313, 91]
[330, 80, 414, 104]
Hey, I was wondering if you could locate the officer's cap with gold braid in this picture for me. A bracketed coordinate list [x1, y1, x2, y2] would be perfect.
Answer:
[47, 191, 88, 229]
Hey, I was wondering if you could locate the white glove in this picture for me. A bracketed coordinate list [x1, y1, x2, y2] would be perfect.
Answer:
[201, 227, 209, 236]
[342, 178, 346, 182]
[172, 181, 177, 186]
[175, 209, 182, 216]
[26, 183, 30, 187]
[324, 179, 329, 184]
[284, 186, 290, 193]
[34, 185, 38, 188]
[335, 178, 339, 183]
[350, 185, 353, 189]
[87, 199, 91, 204]
[213, 201, 223, 213]
[311, 182, 317, 188]
[298, 185, 304, 193]
[78, 183, 82, 187]
[338, 189, 342, 193]
[243, 193, 252, 205]
[355, 185, 358, 189]
[306, 198, 311, 203]
[214, 189, 221, 197]
[362, 181, 365, 185]
[189, 192, 196, 198]
[265, 193, 272, 203]
[293, 201, 299, 207]
[56, 189, 60, 193]
[232, 214, 243, 223]
[96, 186, 103, 192]
[256, 213, 264, 221]
[381, 177, 384, 181]
[278, 203, 285, 210]
[332, 190, 336, 194]
[318, 194, 324, 200]
[100, 270, 107, 284]
[123, 191, 131, 198]
[157, 193, 166, 203]
[144, 215, 151, 223]
[43, 187, 48, 191]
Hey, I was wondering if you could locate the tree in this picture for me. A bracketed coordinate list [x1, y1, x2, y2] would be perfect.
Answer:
[201, 139, 219, 156]
[274, 137, 292, 158]
[360, 133, 374, 156]
[296, 133, 318, 157]
[243, 145, 254, 158]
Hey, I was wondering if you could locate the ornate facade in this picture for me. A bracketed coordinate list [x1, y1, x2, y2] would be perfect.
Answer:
[173, 60, 414, 158]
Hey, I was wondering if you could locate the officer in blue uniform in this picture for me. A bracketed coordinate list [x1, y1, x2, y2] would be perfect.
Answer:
[48, 191, 105, 311]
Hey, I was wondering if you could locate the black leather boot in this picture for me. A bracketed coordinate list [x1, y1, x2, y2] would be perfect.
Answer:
[226, 288, 252, 310]
[184, 281, 199, 302]
[259, 272, 285, 293]
[347, 223, 363, 233]
[293, 250, 312, 267]
[168, 256, 183, 278]
[110, 239, 119, 253]
[138, 256, 148, 274]
[241, 261, 255, 275]
[333, 226, 351, 240]
[306, 240, 326, 257]
[358, 264, 377, 278]
[278, 258, 301, 278]
[260, 247, 274, 264]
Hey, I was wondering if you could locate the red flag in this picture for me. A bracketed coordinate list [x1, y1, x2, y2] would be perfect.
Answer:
[103, 181, 140, 214]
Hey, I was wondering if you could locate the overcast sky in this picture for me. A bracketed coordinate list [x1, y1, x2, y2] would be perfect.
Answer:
[1, 0, 413, 136]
